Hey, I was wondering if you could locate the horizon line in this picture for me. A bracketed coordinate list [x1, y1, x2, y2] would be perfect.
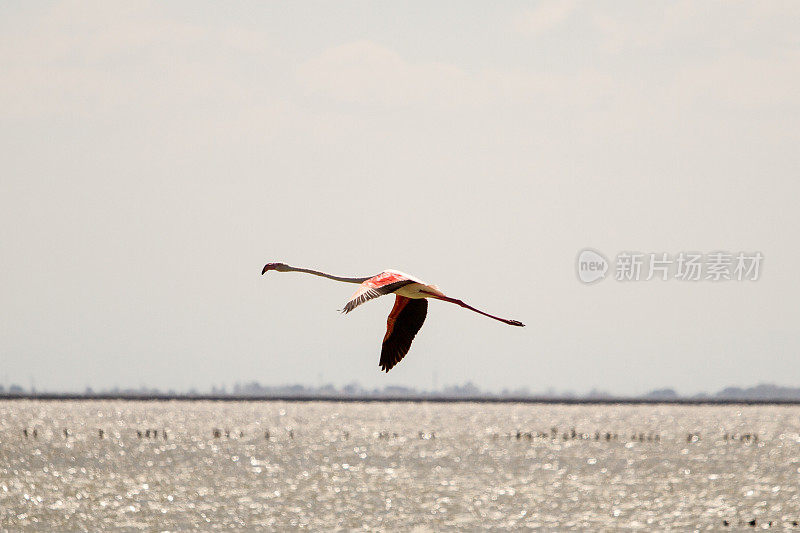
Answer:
[3, 392, 800, 406]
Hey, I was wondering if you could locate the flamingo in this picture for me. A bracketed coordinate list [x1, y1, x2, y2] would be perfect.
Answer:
[261, 263, 524, 372]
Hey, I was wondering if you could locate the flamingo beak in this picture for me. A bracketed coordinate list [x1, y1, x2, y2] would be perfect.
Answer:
[261, 264, 275, 275]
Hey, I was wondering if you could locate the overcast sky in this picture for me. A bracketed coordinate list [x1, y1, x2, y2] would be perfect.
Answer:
[1, 1, 799, 395]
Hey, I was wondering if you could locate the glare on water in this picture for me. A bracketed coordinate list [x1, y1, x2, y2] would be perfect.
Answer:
[1, 401, 799, 530]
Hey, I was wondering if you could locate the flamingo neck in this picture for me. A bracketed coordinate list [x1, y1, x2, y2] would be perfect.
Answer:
[284, 266, 370, 284]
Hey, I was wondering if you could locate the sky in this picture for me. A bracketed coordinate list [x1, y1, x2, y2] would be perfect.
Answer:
[1, 1, 799, 395]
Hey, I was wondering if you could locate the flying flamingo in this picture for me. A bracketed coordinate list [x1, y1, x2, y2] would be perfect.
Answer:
[261, 263, 524, 372]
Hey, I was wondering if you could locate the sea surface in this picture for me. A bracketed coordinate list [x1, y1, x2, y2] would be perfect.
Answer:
[1, 400, 799, 531]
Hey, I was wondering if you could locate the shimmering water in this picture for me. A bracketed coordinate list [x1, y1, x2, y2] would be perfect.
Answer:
[1, 401, 799, 531]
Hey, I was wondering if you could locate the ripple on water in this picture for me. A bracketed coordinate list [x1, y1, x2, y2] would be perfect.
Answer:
[0, 401, 799, 530]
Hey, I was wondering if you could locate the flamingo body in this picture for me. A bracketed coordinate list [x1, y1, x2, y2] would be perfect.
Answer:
[261, 262, 524, 373]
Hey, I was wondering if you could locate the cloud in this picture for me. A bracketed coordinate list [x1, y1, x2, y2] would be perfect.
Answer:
[588, 1, 800, 55]
[677, 51, 800, 108]
[0, 1, 275, 120]
[296, 40, 614, 109]
[515, 0, 578, 35]
[295, 40, 469, 106]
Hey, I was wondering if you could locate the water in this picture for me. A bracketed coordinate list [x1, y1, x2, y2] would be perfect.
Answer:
[1, 401, 799, 531]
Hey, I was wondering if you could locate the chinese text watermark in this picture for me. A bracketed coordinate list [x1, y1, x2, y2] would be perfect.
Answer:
[577, 250, 762, 284]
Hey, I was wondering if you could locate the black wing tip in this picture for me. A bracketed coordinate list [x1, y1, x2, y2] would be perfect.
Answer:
[379, 350, 402, 373]
[509, 320, 525, 327]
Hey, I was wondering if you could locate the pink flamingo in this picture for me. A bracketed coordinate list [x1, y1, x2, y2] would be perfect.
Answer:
[261, 263, 524, 372]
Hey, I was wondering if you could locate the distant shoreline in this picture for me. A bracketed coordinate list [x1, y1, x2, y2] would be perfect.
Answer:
[2, 393, 800, 405]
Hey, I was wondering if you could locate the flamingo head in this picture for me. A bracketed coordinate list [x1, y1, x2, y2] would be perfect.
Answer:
[262, 262, 290, 274]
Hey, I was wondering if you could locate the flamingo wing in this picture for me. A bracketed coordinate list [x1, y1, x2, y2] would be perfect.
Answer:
[343, 271, 415, 314]
[380, 296, 428, 372]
